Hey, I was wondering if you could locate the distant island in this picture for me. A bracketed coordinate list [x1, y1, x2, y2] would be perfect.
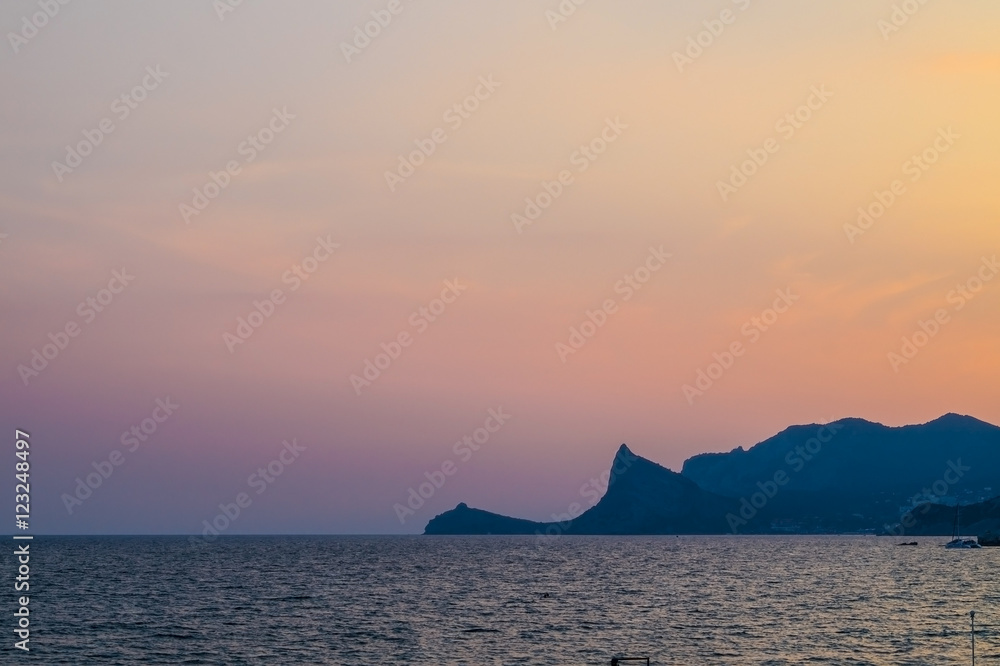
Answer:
[424, 413, 1000, 536]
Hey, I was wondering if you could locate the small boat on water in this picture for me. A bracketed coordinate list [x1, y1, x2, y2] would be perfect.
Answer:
[945, 538, 981, 549]
[944, 506, 982, 549]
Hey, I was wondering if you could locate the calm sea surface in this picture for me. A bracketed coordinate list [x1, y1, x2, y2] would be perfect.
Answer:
[10, 536, 1000, 664]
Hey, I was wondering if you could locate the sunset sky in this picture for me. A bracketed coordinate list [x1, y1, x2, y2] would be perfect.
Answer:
[2, 0, 999, 534]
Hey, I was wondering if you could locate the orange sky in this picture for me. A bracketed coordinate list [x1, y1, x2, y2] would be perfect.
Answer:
[2, 0, 999, 533]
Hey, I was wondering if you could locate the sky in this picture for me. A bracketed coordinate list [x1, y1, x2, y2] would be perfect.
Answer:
[1, 0, 999, 535]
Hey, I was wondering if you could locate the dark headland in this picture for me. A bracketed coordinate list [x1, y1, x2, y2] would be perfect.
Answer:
[424, 413, 1000, 536]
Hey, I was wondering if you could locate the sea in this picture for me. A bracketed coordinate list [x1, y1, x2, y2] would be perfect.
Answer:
[8, 535, 999, 664]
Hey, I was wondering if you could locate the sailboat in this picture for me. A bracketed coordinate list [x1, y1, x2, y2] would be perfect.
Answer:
[944, 505, 982, 549]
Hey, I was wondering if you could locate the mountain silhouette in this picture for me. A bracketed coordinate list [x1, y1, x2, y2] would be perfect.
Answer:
[424, 414, 1000, 535]
[426, 444, 737, 535]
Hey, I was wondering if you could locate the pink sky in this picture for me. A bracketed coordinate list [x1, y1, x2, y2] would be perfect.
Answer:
[2, 0, 999, 533]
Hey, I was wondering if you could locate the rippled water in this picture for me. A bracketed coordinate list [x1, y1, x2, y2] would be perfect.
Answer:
[12, 536, 1000, 664]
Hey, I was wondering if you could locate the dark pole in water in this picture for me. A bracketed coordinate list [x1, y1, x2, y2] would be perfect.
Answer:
[971, 611, 976, 666]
